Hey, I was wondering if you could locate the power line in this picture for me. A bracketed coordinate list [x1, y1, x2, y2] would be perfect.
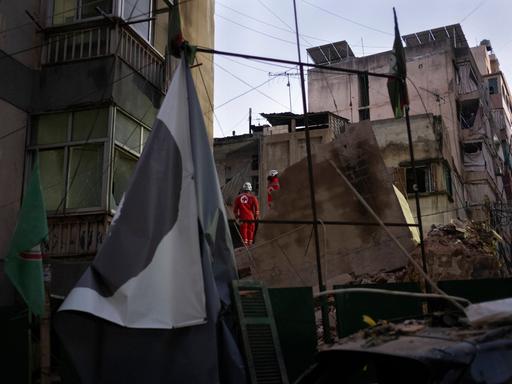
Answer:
[214, 72, 279, 111]
[301, 0, 393, 36]
[210, 56, 290, 110]
[217, 1, 330, 44]
[256, 0, 299, 41]
[219, 55, 295, 74]
[196, 57, 227, 137]
[460, 0, 488, 23]
[216, 14, 299, 47]
[253, 0, 339, 113]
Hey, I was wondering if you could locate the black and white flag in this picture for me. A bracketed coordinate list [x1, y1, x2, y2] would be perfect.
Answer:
[55, 58, 246, 383]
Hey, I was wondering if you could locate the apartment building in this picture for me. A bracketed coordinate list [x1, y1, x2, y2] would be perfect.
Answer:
[307, 24, 510, 236]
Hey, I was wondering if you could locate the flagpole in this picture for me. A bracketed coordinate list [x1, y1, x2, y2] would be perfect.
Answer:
[292, 0, 331, 343]
[40, 287, 51, 384]
[404, 105, 428, 281]
[27, 308, 32, 384]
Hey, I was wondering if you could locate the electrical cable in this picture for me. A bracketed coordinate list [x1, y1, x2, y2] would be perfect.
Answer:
[254, 0, 340, 113]
[216, 14, 299, 47]
[217, 1, 330, 44]
[219, 55, 294, 74]
[196, 57, 227, 136]
[460, 0, 488, 23]
[208, 56, 290, 110]
[301, 0, 393, 36]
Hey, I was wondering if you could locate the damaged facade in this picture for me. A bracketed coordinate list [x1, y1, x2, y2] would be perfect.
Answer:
[307, 24, 511, 241]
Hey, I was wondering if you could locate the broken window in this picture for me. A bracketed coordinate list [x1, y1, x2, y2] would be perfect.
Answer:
[456, 63, 479, 94]
[463, 142, 483, 153]
[459, 99, 479, 129]
[488, 77, 498, 95]
[406, 165, 433, 193]
[358, 73, 370, 121]
[443, 163, 453, 198]
[463, 142, 486, 171]
[251, 154, 259, 171]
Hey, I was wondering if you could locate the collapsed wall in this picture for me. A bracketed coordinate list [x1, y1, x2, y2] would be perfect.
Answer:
[236, 121, 415, 289]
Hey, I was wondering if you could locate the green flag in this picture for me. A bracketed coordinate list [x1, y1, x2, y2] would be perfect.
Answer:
[387, 7, 409, 118]
[5, 159, 48, 316]
[169, 4, 196, 63]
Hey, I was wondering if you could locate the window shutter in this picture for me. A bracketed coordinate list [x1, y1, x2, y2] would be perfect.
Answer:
[232, 281, 289, 384]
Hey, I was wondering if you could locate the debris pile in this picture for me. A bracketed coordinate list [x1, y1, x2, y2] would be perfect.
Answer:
[406, 220, 509, 281]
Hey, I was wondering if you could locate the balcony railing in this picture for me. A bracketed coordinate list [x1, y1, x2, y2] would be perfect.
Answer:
[46, 214, 111, 258]
[42, 22, 166, 90]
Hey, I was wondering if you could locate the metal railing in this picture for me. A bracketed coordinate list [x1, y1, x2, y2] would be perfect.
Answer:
[43, 23, 166, 90]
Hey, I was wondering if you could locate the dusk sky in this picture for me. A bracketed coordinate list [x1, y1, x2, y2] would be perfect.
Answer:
[212, 0, 512, 137]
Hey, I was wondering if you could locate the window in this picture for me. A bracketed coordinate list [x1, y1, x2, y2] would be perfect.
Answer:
[50, 0, 152, 42]
[111, 109, 151, 209]
[406, 165, 433, 194]
[30, 108, 109, 211]
[30, 107, 152, 213]
[251, 154, 259, 171]
[52, 0, 113, 25]
[251, 175, 259, 194]
[115, 110, 150, 155]
[123, 0, 152, 41]
[358, 73, 370, 121]
[112, 149, 137, 208]
[443, 163, 453, 198]
[488, 78, 498, 95]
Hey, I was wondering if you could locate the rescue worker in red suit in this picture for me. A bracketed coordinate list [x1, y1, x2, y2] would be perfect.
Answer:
[233, 182, 259, 246]
[267, 169, 280, 208]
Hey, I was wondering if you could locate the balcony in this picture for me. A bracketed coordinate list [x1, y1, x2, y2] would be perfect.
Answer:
[47, 213, 112, 258]
[42, 20, 167, 91]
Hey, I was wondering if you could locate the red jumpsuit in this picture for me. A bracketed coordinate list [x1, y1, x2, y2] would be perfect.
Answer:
[233, 192, 259, 245]
[267, 176, 280, 208]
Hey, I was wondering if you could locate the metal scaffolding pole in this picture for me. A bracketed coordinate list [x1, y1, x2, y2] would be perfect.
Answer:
[292, 0, 331, 343]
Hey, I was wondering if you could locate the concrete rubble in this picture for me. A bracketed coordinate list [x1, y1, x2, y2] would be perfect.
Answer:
[405, 219, 510, 282]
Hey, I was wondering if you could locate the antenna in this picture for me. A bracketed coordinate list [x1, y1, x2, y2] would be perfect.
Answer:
[268, 71, 300, 112]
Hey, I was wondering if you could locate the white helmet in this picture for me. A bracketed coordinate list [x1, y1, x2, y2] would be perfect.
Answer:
[242, 182, 252, 191]
[268, 169, 278, 177]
